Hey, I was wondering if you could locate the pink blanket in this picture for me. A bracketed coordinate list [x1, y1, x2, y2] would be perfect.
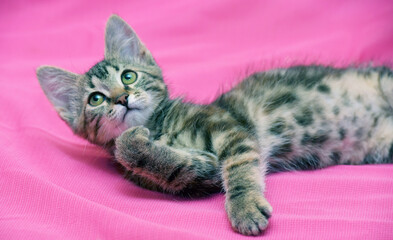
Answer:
[1, 1, 393, 239]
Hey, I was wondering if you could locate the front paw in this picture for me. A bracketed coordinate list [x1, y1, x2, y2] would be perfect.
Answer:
[115, 126, 151, 168]
[119, 126, 150, 141]
[226, 194, 273, 236]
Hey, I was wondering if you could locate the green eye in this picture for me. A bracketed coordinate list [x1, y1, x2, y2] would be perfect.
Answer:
[121, 70, 137, 85]
[88, 92, 106, 106]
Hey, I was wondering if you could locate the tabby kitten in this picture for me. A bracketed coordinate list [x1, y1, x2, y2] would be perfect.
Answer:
[36, 15, 393, 236]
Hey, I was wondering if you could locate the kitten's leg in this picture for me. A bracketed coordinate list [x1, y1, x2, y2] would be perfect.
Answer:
[114, 126, 222, 196]
[214, 130, 272, 236]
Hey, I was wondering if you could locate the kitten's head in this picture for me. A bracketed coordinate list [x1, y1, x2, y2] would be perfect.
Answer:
[37, 15, 167, 146]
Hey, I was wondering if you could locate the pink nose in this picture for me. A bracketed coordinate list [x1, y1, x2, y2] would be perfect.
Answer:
[115, 93, 129, 106]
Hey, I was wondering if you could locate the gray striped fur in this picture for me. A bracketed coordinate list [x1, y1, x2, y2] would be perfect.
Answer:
[36, 15, 393, 236]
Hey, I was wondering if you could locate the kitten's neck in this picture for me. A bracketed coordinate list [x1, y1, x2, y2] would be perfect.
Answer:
[145, 98, 179, 140]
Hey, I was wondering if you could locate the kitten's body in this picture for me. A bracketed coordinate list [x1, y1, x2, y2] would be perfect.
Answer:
[218, 66, 393, 170]
[37, 15, 393, 236]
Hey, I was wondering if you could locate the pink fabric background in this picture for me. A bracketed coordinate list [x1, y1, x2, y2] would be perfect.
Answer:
[1, 0, 393, 239]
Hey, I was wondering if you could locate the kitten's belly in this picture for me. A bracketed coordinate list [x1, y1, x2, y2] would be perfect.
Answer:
[247, 72, 393, 170]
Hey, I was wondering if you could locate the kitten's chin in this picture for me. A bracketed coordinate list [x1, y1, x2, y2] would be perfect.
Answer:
[94, 107, 153, 145]
[122, 107, 153, 129]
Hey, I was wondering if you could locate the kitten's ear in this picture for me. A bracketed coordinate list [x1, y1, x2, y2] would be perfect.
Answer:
[36, 66, 80, 128]
[105, 15, 155, 64]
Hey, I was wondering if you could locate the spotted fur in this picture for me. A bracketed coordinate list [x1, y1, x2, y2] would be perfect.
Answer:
[36, 15, 393, 236]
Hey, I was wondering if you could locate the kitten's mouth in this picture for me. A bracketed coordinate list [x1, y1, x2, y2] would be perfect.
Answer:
[127, 106, 142, 111]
